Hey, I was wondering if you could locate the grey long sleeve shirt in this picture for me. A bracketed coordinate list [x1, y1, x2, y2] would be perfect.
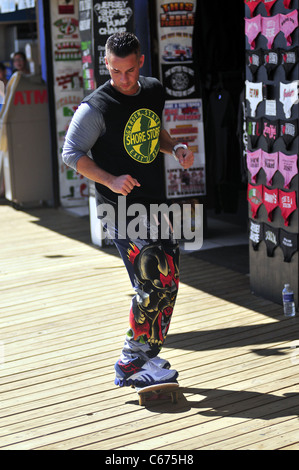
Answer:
[62, 102, 105, 171]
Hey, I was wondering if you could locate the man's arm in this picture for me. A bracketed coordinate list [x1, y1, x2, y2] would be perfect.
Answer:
[76, 156, 140, 196]
[62, 103, 140, 196]
[159, 129, 194, 169]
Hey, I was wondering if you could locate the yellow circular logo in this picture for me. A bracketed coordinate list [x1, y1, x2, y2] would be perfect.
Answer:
[123, 108, 161, 163]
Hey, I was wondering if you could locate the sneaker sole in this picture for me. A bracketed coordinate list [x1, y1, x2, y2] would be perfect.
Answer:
[115, 370, 178, 388]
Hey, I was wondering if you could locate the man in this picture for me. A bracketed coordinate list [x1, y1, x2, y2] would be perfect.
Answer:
[62, 32, 194, 388]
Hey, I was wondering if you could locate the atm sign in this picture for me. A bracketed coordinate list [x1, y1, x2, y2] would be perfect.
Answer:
[14, 89, 48, 105]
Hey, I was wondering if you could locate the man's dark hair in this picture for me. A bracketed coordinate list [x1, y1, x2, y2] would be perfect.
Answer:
[105, 32, 141, 58]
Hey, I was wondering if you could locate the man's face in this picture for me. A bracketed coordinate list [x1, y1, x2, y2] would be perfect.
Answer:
[105, 52, 144, 95]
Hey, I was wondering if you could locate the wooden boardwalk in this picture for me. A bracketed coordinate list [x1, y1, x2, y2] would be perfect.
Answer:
[0, 203, 298, 450]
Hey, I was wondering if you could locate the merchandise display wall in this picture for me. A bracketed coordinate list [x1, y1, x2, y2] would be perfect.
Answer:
[245, 0, 299, 306]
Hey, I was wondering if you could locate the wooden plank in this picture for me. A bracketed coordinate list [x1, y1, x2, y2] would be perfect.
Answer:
[0, 204, 299, 450]
[0, 346, 298, 446]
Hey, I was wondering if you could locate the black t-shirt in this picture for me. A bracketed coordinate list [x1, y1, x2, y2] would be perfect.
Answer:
[82, 76, 166, 205]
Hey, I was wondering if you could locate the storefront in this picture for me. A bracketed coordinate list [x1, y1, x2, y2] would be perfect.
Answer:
[0, 1, 54, 205]
[0, 0, 244, 209]
[1, 1, 297, 308]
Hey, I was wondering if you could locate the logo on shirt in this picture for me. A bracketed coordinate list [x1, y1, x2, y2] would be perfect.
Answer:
[123, 108, 161, 164]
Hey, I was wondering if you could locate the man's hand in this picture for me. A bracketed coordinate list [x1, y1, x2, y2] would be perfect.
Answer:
[107, 174, 140, 196]
[159, 130, 195, 169]
[76, 156, 140, 195]
[176, 147, 194, 169]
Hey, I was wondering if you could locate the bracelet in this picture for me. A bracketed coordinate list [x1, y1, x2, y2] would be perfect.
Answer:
[172, 143, 188, 160]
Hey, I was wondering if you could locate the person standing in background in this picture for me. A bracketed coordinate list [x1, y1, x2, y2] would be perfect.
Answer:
[12, 52, 30, 75]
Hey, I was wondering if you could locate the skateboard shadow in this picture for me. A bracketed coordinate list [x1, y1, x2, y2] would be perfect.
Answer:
[126, 386, 299, 417]
[126, 388, 193, 413]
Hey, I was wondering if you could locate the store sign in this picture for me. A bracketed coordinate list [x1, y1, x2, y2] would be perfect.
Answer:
[13, 89, 48, 105]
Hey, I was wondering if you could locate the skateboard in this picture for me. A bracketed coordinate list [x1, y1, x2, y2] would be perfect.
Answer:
[135, 382, 180, 406]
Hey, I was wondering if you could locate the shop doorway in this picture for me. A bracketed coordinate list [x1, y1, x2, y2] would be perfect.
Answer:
[191, 2, 249, 273]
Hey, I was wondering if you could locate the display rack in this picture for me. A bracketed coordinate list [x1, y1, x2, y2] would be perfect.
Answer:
[244, 0, 299, 306]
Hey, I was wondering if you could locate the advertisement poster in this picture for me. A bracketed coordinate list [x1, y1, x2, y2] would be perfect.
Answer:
[155, 0, 205, 199]
[50, 0, 89, 208]
[79, 0, 96, 93]
[156, 0, 198, 99]
[92, 0, 134, 87]
[163, 99, 206, 198]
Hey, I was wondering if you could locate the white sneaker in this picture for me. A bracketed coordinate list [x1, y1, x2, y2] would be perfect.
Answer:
[149, 356, 171, 369]
[114, 357, 178, 387]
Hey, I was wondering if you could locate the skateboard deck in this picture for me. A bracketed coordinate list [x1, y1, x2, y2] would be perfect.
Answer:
[136, 382, 180, 406]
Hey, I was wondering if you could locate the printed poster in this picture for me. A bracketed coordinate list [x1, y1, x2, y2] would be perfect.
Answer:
[50, 0, 89, 207]
[92, 0, 134, 87]
[79, 0, 96, 93]
[156, 0, 198, 99]
[78, 1, 135, 91]
[163, 99, 206, 198]
[155, 1, 205, 199]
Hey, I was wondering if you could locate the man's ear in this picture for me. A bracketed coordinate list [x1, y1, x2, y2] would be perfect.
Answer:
[139, 54, 145, 69]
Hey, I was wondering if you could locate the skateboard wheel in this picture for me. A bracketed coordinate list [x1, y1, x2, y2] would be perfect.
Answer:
[171, 391, 178, 404]
[139, 395, 145, 406]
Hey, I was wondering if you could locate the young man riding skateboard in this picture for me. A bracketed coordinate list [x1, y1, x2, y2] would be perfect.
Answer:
[62, 32, 194, 389]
